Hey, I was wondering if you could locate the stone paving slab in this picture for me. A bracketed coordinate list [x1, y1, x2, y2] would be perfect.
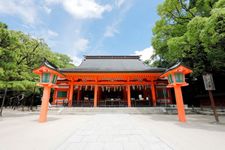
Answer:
[57, 114, 172, 150]
[0, 111, 225, 150]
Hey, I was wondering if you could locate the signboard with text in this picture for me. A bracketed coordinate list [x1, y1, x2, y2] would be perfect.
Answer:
[203, 73, 215, 91]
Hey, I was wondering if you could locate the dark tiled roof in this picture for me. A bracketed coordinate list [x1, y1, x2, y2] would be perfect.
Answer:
[160, 61, 193, 77]
[163, 61, 192, 73]
[60, 55, 165, 73]
[42, 58, 58, 70]
[164, 61, 182, 73]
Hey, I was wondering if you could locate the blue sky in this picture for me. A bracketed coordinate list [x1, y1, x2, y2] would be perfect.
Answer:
[0, 0, 164, 65]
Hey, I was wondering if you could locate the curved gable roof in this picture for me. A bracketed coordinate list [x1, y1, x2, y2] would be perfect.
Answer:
[60, 55, 165, 73]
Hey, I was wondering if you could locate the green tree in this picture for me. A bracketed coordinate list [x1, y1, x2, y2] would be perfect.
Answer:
[152, 0, 225, 76]
[200, 7, 225, 71]
[150, 0, 225, 106]
[0, 22, 75, 115]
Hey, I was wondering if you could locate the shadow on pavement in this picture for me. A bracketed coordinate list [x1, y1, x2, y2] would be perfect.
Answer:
[1, 112, 39, 118]
[147, 114, 225, 132]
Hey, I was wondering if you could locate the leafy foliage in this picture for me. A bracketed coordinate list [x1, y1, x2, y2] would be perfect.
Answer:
[152, 0, 225, 76]
[0, 22, 75, 91]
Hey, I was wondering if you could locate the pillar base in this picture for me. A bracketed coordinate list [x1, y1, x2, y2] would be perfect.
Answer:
[153, 103, 156, 107]
[68, 103, 72, 107]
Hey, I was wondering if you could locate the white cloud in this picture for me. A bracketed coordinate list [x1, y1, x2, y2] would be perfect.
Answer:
[73, 38, 89, 51]
[28, 28, 59, 48]
[104, 25, 119, 37]
[133, 47, 155, 61]
[115, 0, 126, 8]
[45, 0, 112, 19]
[71, 55, 82, 66]
[47, 29, 58, 37]
[43, 5, 52, 14]
[101, 0, 133, 39]
[0, 0, 38, 24]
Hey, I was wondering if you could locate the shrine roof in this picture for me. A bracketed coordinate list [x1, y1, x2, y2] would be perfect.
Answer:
[60, 55, 165, 73]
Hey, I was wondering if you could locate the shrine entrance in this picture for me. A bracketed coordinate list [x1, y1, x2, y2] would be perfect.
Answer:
[33, 56, 192, 123]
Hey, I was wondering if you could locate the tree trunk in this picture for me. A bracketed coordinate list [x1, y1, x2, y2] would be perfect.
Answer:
[0, 86, 8, 116]
[30, 86, 36, 111]
[21, 93, 25, 111]
[21, 98, 24, 111]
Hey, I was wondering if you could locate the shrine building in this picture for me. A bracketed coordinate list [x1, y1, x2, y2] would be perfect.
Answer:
[34, 55, 173, 107]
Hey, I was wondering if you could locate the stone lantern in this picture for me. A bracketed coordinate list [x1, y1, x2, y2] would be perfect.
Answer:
[33, 60, 63, 122]
[160, 63, 192, 122]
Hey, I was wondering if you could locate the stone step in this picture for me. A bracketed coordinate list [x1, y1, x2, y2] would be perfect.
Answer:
[44, 107, 199, 115]
[44, 107, 167, 115]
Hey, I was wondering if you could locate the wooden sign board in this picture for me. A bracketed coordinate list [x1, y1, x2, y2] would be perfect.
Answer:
[202, 74, 215, 90]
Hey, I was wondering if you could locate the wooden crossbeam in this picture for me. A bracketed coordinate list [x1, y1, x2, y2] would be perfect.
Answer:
[66, 81, 153, 85]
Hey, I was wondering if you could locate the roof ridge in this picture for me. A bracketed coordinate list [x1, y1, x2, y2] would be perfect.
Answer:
[84, 55, 140, 59]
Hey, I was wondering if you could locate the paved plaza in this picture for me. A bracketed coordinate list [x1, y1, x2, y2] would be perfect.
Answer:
[0, 111, 225, 150]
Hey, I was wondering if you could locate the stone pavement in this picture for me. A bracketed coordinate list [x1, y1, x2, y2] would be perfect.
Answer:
[57, 114, 172, 150]
[0, 110, 225, 150]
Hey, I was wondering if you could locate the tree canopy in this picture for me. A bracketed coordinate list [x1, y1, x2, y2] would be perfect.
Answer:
[152, 0, 225, 77]
[0, 22, 75, 91]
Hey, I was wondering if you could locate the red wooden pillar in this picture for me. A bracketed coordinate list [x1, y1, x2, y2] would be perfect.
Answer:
[52, 89, 57, 104]
[68, 84, 74, 107]
[94, 85, 98, 107]
[151, 83, 157, 107]
[39, 86, 51, 122]
[127, 85, 131, 107]
[174, 85, 186, 122]
[77, 86, 81, 104]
